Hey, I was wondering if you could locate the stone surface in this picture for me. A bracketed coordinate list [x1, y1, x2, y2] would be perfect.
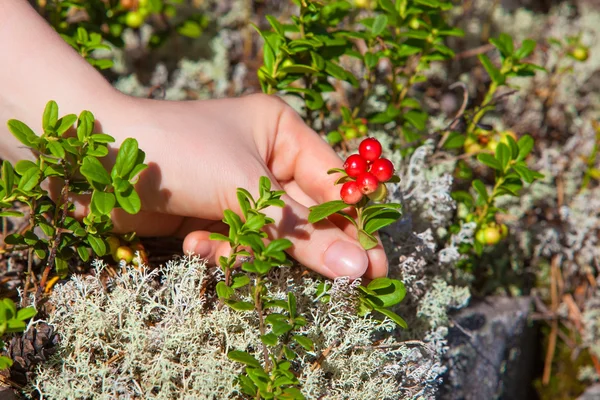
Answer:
[438, 296, 539, 400]
[578, 383, 600, 400]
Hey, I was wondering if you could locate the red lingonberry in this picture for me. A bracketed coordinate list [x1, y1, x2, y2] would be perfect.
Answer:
[344, 154, 368, 178]
[358, 137, 382, 162]
[370, 158, 394, 182]
[355, 172, 379, 194]
[340, 181, 363, 204]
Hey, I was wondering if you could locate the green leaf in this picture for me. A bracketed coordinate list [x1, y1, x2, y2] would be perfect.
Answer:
[177, 20, 203, 38]
[231, 274, 250, 289]
[6, 319, 26, 332]
[16, 307, 36, 322]
[512, 163, 536, 184]
[367, 278, 406, 307]
[87, 235, 107, 257]
[363, 209, 401, 234]
[91, 190, 116, 216]
[443, 132, 466, 149]
[266, 15, 284, 36]
[17, 167, 41, 192]
[55, 257, 69, 279]
[113, 138, 139, 179]
[227, 350, 262, 368]
[209, 233, 231, 243]
[358, 229, 378, 250]
[371, 14, 388, 36]
[375, 307, 408, 328]
[216, 281, 234, 300]
[367, 277, 394, 291]
[80, 156, 111, 185]
[308, 200, 347, 223]
[2, 160, 14, 195]
[42, 101, 59, 132]
[517, 135, 534, 161]
[472, 180, 489, 202]
[280, 64, 320, 75]
[77, 245, 90, 262]
[0, 211, 23, 217]
[2, 299, 16, 320]
[14, 160, 37, 175]
[225, 300, 255, 311]
[266, 239, 292, 254]
[292, 335, 313, 351]
[477, 153, 502, 171]
[76, 111, 95, 141]
[271, 320, 293, 336]
[0, 356, 13, 370]
[7, 119, 37, 147]
[478, 54, 504, 85]
[514, 39, 536, 60]
[404, 110, 428, 130]
[495, 142, 511, 171]
[91, 133, 116, 143]
[288, 292, 297, 319]
[43, 141, 63, 160]
[115, 186, 141, 214]
[261, 333, 279, 346]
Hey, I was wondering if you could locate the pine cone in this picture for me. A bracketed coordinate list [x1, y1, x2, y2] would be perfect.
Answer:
[6, 322, 58, 387]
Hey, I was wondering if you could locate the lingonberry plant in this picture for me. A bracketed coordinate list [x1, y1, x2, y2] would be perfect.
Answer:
[308, 137, 401, 251]
[1, 101, 147, 293]
[255, 0, 462, 149]
[209, 175, 406, 398]
[37, 0, 208, 70]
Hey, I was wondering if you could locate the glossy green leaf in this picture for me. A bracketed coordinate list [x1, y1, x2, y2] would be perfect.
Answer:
[227, 350, 261, 368]
[216, 281, 234, 300]
[16, 307, 36, 322]
[358, 229, 378, 250]
[231, 274, 250, 289]
[17, 168, 41, 192]
[91, 190, 115, 216]
[478, 54, 504, 85]
[115, 186, 141, 214]
[225, 300, 255, 311]
[81, 156, 111, 185]
[495, 142, 511, 171]
[477, 153, 502, 171]
[292, 335, 313, 351]
[261, 333, 279, 346]
[472, 179, 488, 202]
[55, 257, 69, 279]
[113, 138, 139, 179]
[371, 14, 388, 36]
[87, 235, 107, 257]
[375, 307, 408, 328]
[7, 119, 36, 147]
[42, 100, 59, 132]
[517, 135, 534, 161]
[308, 200, 347, 223]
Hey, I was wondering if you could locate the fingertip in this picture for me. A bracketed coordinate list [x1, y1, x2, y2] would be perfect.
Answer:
[364, 245, 389, 280]
[322, 240, 369, 279]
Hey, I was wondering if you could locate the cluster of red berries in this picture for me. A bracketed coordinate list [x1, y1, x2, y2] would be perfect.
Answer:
[340, 138, 394, 204]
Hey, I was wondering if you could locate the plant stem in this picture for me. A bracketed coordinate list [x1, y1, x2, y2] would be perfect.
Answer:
[467, 82, 498, 136]
[38, 164, 69, 297]
[254, 276, 270, 371]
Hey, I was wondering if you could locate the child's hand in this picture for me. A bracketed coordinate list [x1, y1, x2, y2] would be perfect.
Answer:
[79, 94, 388, 280]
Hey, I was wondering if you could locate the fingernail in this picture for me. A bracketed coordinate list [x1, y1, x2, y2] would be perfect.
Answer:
[324, 241, 369, 279]
[185, 238, 212, 257]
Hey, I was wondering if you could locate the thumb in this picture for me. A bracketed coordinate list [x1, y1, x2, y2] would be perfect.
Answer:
[261, 192, 369, 280]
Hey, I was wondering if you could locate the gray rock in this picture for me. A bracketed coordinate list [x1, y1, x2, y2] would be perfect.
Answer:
[438, 296, 538, 400]
[578, 384, 600, 400]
